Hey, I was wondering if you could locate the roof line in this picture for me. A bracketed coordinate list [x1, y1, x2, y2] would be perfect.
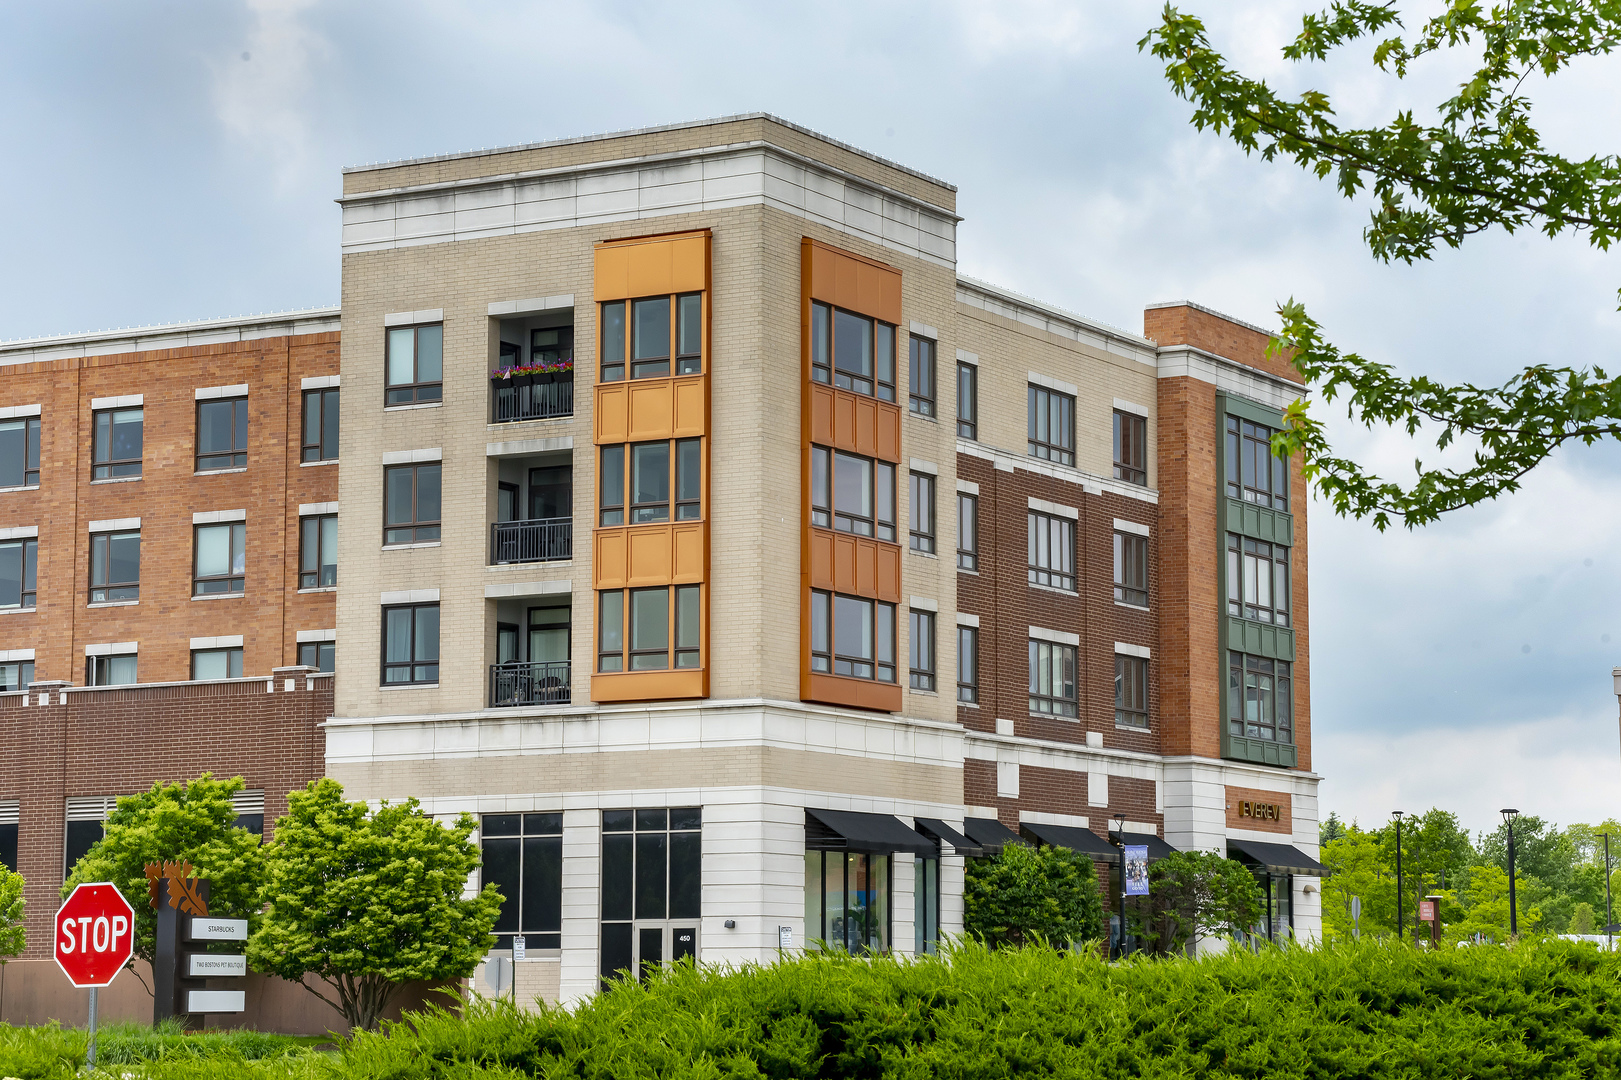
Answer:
[0, 306, 341, 353]
[1144, 298, 1275, 338]
[956, 275, 1155, 350]
[341, 112, 958, 193]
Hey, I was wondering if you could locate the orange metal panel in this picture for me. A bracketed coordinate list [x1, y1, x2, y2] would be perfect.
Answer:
[626, 242, 673, 298]
[832, 534, 856, 589]
[809, 530, 833, 591]
[803, 239, 903, 324]
[668, 235, 708, 293]
[593, 246, 630, 302]
[672, 524, 704, 581]
[592, 667, 706, 703]
[595, 231, 711, 302]
[595, 385, 628, 445]
[673, 378, 706, 437]
[594, 530, 627, 590]
[810, 386, 834, 446]
[627, 382, 674, 442]
[627, 528, 672, 584]
[876, 402, 900, 462]
[855, 542, 876, 596]
[853, 397, 877, 458]
[875, 544, 900, 602]
[804, 672, 901, 713]
[833, 394, 855, 450]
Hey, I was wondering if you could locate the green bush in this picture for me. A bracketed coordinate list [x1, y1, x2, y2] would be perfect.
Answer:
[963, 842, 1103, 947]
[0, 1019, 323, 1079]
[327, 937, 1621, 1078]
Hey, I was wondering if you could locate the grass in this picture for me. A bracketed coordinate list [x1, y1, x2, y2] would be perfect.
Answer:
[0, 1018, 329, 1079]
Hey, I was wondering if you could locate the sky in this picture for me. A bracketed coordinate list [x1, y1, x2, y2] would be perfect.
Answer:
[1, 1, 1616, 838]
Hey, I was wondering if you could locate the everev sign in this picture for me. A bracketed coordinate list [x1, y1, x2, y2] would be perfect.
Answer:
[55, 883, 136, 988]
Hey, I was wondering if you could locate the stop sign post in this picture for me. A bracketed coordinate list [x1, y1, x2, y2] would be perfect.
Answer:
[55, 883, 135, 1068]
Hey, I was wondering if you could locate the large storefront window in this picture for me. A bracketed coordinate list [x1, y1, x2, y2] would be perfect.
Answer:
[482, 812, 562, 951]
[804, 851, 890, 954]
[914, 855, 939, 955]
[1253, 872, 1293, 942]
[601, 808, 701, 983]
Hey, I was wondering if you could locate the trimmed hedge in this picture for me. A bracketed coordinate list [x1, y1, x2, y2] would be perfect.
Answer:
[331, 939, 1621, 1078]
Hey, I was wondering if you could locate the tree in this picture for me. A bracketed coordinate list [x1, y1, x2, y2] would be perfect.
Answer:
[1125, 850, 1264, 955]
[1478, 815, 1578, 897]
[246, 778, 503, 1032]
[63, 773, 263, 966]
[1570, 902, 1597, 935]
[1321, 825, 1396, 943]
[1445, 864, 1541, 944]
[1319, 812, 1346, 846]
[1142, 4, 1621, 529]
[0, 865, 23, 959]
[964, 843, 1103, 948]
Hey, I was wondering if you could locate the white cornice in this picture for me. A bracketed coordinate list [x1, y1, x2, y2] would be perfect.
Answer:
[0, 307, 341, 367]
[955, 277, 1158, 366]
[1155, 344, 1306, 411]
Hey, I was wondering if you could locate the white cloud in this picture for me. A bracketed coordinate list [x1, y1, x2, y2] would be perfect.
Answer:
[209, 0, 330, 192]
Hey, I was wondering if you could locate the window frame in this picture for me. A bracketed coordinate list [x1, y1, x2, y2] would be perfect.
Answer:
[0, 416, 41, 488]
[91, 407, 143, 480]
[908, 472, 936, 553]
[301, 387, 339, 462]
[192, 523, 246, 596]
[1228, 651, 1293, 743]
[809, 301, 897, 402]
[804, 849, 890, 955]
[1226, 533, 1290, 626]
[383, 463, 442, 545]
[86, 653, 137, 687]
[1114, 654, 1149, 728]
[908, 335, 936, 417]
[956, 625, 978, 704]
[956, 363, 977, 439]
[1027, 385, 1075, 466]
[956, 493, 978, 571]
[190, 647, 244, 681]
[599, 293, 705, 384]
[89, 529, 140, 603]
[809, 589, 896, 683]
[1027, 510, 1076, 592]
[381, 603, 440, 686]
[0, 658, 34, 692]
[195, 397, 248, 472]
[0, 537, 37, 610]
[596, 585, 703, 673]
[483, 811, 565, 951]
[297, 641, 334, 673]
[385, 323, 444, 406]
[908, 608, 936, 692]
[599, 439, 705, 527]
[809, 445, 896, 543]
[1113, 531, 1148, 607]
[1226, 416, 1290, 510]
[300, 514, 338, 590]
[1112, 409, 1147, 486]
[1028, 639, 1078, 718]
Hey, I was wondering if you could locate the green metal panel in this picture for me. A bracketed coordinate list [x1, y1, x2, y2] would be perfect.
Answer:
[1217, 392, 1284, 429]
[1225, 617, 1296, 661]
[1221, 497, 1294, 547]
[1221, 731, 1299, 768]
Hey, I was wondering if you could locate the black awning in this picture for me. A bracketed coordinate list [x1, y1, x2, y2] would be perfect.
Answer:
[1021, 821, 1116, 857]
[805, 809, 937, 857]
[1120, 832, 1178, 861]
[1227, 838, 1328, 877]
[962, 816, 1023, 852]
[914, 817, 983, 857]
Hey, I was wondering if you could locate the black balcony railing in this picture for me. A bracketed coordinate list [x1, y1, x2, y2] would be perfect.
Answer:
[493, 378, 574, 422]
[489, 661, 571, 707]
[491, 518, 572, 564]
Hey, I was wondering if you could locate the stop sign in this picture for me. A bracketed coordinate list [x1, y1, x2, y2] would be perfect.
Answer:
[55, 883, 135, 988]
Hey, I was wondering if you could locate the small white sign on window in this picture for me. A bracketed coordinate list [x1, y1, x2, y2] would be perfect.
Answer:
[778, 925, 793, 950]
[513, 935, 526, 961]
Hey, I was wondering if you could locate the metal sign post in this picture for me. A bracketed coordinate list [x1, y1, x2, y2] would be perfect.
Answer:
[87, 987, 98, 1068]
[53, 882, 134, 1070]
[1351, 895, 1362, 939]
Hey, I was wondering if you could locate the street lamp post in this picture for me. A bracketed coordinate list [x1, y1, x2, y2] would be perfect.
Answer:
[1112, 811, 1129, 959]
[1603, 832, 1614, 953]
[1501, 809, 1520, 938]
[1392, 811, 1405, 944]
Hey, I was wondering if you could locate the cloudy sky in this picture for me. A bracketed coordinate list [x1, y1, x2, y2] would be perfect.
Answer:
[2, 1, 1616, 836]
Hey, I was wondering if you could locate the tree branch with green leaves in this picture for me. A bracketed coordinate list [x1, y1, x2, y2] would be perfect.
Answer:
[1141, 1, 1621, 529]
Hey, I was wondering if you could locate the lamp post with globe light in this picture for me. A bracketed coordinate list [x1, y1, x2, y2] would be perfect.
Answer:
[1501, 809, 1520, 938]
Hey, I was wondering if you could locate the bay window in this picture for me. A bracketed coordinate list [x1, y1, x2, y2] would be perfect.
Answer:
[810, 301, 896, 402]
[810, 446, 896, 542]
[809, 590, 896, 683]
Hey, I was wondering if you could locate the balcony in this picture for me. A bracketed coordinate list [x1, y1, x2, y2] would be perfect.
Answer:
[490, 517, 572, 565]
[489, 660, 571, 707]
[493, 309, 574, 423]
[492, 378, 574, 423]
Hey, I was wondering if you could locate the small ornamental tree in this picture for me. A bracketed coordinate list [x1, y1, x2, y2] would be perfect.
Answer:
[247, 778, 503, 1032]
[1126, 850, 1265, 955]
[0, 865, 23, 960]
[964, 843, 1103, 948]
[63, 773, 263, 965]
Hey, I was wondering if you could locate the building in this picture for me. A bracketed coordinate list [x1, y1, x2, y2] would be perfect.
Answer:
[0, 114, 1322, 1020]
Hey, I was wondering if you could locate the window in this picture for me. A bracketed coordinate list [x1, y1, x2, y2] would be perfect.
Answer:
[1027, 511, 1075, 591]
[0, 660, 34, 691]
[809, 590, 896, 682]
[1029, 639, 1077, 718]
[1113, 410, 1147, 486]
[0, 538, 37, 609]
[302, 388, 339, 462]
[597, 585, 701, 672]
[956, 494, 977, 571]
[809, 447, 896, 542]
[1227, 534, 1290, 625]
[1027, 385, 1075, 465]
[1115, 655, 1148, 728]
[483, 812, 563, 951]
[805, 849, 889, 954]
[382, 603, 439, 685]
[0, 804, 15, 873]
[91, 408, 142, 480]
[87, 654, 136, 686]
[957, 625, 978, 703]
[1228, 652, 1292, 742]
[599, 294, 703, 383]
[300, 515, 338, 589]
[909, 609, 935, 691]
[1226, 416, 1289, 510]
[601, 808, 701, 983]
[385, 324, 443, 405]
[90, 530, 139, 603]
[599, 440, 703, 526]
[810, 301, 896, 402]
[196, 398, 248, 471]
[956, 363, 977, 439]
[64, 798, 117, 879]
[915, 854, 939, 955]
[384, 463, 441, 544]
[298, 641, 334, 673]
[1114, 532, 1148, 607]
[0, 416, 40, 487]
[909, 473, 935, 553]
[193, 523, 245, 595]
[909, 336, 936, 417]
[191, 647, 243, 680]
